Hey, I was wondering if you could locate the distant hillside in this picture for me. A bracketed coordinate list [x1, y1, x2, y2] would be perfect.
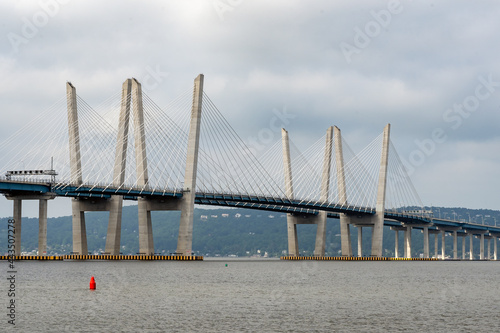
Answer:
[0, 206, 498, 257]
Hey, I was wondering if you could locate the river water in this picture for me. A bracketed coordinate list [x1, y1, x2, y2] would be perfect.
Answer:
[4, 259, 500, 332]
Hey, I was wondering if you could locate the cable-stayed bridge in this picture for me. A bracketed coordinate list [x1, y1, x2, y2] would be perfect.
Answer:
[1, 75, 499, 259]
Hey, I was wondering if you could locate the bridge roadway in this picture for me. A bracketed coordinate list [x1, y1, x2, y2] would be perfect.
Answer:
[2, 179, 500, 237]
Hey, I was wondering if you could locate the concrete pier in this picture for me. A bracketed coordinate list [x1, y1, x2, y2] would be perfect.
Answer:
[13, 199, 22, 256]
[358, 227, 363, 257]
[7, 194, 55, 256]
[462, 235, 466, 259]
[404, 226, 412, 258]
[494, 237, 498, 260]
[487, 237, 491, 260]
[38, 199, 48, 256]
[453, 231, 458, 259]
[394, 230, 399, 258]
[423, 226, 429, 258]
[71, 199, 88, 255]
[287, 217, 299, 257]
[435, 233, 439, 258]
[441, 230, 446, 259]
[470, 235, 474, 260]
[480, 234, 485, 260]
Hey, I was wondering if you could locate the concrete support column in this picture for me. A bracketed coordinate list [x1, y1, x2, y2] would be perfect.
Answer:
[287, 216, 299, 256]
[462, 236, 466, 260]
[314, 212, 327, 257]
[441, 230, 446, 260]
[358, 227, 363, 257]
[453, 231, 458, 260]
[371, 124, 390, 257]
[404, 226, 411, 258]
[394, 230, 399, 258]
[480, 234, 485, 260]
[340, 216, 352, 257]
[469, 235, 474, 260]
[177, 74, 204, 256]
[105, 196, 123, 255]
[423, 227, 429, 258]
[71, 199, 87, 255]
[494, 238, 498, 260]
[487, 238, 491, 260]
[138, 199, 154, 255]
[434, 233, 438, 258]
[38, 199, 47, 256]
[13, 199, 22, 256]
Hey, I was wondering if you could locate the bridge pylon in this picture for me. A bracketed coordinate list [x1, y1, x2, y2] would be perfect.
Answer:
[335, 126, 352, 257]
[282, 126, 333, 257]
[176, 74, 204, 256]
[104, 78, 158, 256]
[336, 124, 390, 257]
[104, 78, 132, 255]
[68, 81, 124, 255]
[68, 81, 90, 255]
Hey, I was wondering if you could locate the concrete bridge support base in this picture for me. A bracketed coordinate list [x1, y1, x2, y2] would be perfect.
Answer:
[480, 234, 485, 260]
[423, 226, 429, 258]
[340, 215, 352, 257]
[38, 199, 48, 256]
[461, 235, 466, 259]
[394, 230, 399, 258]
[105, 196, 124, 255]
[487, 238, 491, 260]
[7, 195, 53, 256]
[71, 198, 114, 255]
[494, 238, 498, 260]
[313, 212, 327, 257]
[13, 199, 22, 256]
[357, 227, 363, 257]
[453, 231, 458, 259]
[287, 215, 299, 256]
[138, 199, 154, 255]
[285, 213, 328, 257]
[404, 226, 412, 259]
[470, 235, 474, 260]
[72, 199, 88, 255]
[434, 233, 439, 258]
[441, 230, 446, 260]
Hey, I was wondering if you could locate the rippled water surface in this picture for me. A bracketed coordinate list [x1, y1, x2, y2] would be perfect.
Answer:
[5, 259, 500, 332]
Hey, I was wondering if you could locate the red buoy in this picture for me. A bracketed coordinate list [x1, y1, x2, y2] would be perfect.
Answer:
[89, 276, 96, 290]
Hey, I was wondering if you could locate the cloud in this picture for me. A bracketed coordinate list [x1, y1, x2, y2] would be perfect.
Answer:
[0, 0, 499, 216]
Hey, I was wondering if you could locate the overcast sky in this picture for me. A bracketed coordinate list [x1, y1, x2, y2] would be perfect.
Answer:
[1, 0, 499, 217]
